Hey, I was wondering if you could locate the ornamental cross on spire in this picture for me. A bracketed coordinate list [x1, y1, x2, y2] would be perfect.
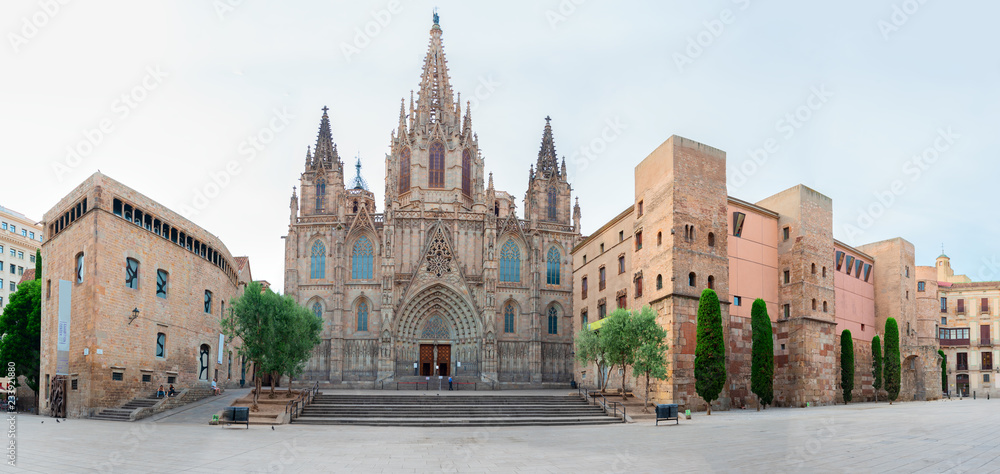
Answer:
[322, 105, 329, 114]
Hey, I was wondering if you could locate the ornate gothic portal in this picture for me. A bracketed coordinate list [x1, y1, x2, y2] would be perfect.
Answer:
[394, 284, 482, 378]
[283, 14, 581, 388]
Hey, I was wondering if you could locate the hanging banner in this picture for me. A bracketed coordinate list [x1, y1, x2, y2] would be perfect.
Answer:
[218, 334, 225, 364]
[56, 280, 73, 375]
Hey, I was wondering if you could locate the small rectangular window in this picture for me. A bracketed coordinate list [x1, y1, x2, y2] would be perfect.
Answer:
[71, 379, 78, 390]
[167, 376, 176, 384]
[844, 255, 855, 274]
[156, 332, 166, 358]
[581, 277, 588, 299]
[835, 251, 845, 271]
[619, 231, 624, 242]
[918, 281, 926, 292]
[732, 212, 746, 238]
[957, 299, 965, 313]
[783, 304, 790, 319]
[205, 290, 213, 314]
[156, 270, 168, 299]
[941, 297, 947, 313]
[635, 231, 642, 251]
[618, 256, 625, 274]
[125, 258, 139, 289]
[783, 270, 790, 284]
[141, 374, 151, 383]
[637, 200, 643, 217]
[733, 296, 742, 306]
[782, 226, 789, 241]
[112, 372, 124, 381]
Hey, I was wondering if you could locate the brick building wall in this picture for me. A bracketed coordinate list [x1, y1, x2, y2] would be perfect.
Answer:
[39, 173, 244, 418]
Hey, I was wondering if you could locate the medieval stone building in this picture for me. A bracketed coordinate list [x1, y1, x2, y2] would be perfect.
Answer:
[283, 17, 582, 388]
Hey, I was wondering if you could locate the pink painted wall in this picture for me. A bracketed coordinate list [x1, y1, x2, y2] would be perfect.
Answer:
[727, 202, 779, 320]
[834, 243, 876, 341]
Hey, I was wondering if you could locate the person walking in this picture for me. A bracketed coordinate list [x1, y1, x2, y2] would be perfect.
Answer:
[448, 376, 453, 391]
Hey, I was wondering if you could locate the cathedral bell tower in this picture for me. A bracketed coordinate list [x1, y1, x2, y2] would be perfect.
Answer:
[524, 117, 573, 228]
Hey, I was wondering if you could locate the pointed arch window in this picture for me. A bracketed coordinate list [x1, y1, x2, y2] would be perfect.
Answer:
[499, 239, 521, 283]
[312, 301, 323, 319]
[310, 240, 326, 279]
[462, 149, 472, 196]
[547, 187, 557, 221]
[351, 236, 374, 279]
[547, 306, 558, 335]
[357, 300, 368, 332]
[315, 177, 326, 212]
[429, 141, 445, 188]
[504, 302, 515, 333]
[546, 247, 561, 285]
[399, 147, 411, 193]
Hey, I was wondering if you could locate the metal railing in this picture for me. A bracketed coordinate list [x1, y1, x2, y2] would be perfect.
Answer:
[284, 382, 320, 420]
[577, 386, 626, 423]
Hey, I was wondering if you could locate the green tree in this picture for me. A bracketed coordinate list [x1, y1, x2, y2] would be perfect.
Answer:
[273, 294, 322, 397]
[574, 325, 607, 390]
[694, 289, 726, 415]
[0, 280, 42, 396]
[938, 349, 947, 395]
[601, 308, 639, 394]
[630, 306, 668, 412]
[223, 282, 279, 410]
[871, 335, 882, 402]
[34, 250, 41, 281]
[884, 318, 901, 404]
[750, 298, 774, 410]
[841, 330, 854, 403]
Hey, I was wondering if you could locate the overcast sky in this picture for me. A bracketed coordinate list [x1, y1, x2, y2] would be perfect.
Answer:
[3, 1, 998, 292]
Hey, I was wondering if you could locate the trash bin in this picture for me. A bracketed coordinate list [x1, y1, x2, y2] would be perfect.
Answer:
[656, 404, 678, 425]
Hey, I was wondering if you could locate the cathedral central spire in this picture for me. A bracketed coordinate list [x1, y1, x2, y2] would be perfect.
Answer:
[536, 116, 559, 178]
[414, 12, 456, 128]
[311, 106, 341, 171]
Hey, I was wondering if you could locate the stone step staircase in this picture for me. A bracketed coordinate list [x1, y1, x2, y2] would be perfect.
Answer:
[293, 394, 622, 427]
[90, 384, 219, 422]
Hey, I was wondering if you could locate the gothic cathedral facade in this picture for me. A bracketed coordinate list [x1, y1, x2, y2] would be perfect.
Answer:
[283, 17, 582, 387]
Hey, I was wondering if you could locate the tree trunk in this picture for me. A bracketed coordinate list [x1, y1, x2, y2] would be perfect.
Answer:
[286, 373, 294, 398]
[621, 365, 627, 398]
[707, 403, 712, 415]
[643, 373, 651, 413]
[251, 370, 261, 412]
[269, 372, 277, 399]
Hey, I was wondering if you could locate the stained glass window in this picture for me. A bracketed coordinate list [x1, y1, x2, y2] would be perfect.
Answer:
[357, 301, 368, 331]
[315, 178, 326, 211]
[499, 240, 520, 283]
[429, 141, 445, 188]
[311, 240, 325, 279]
[547, 306, 558, 335]
[546, 247, 560, 285]
[399, 147, 411, 192]
[504, 303, 515, 333]
[421, 314, 450, 339]
[313, 302, 322, 319]
[352, 236, 374, 279]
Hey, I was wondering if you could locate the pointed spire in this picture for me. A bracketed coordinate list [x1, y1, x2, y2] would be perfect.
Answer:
[313, 106, 340, 170]
[350, 156, 369, 191]
[304, 146, 313, 170]
[463, 100, 472, 136]
[415, 12, 456, 128]
[561, 157, 567, 178]
[536, 116, 559, 178]
[398, 98, 407, 135]
[488, 172, 494, 190]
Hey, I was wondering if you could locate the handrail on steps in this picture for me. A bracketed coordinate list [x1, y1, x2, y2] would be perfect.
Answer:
[577, 385, 626, 423]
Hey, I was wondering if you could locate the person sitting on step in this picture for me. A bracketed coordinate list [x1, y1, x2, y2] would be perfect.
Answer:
[211, 378, 221, 396]
[167, 384, 177, 397]
[156, 385, 166, 398]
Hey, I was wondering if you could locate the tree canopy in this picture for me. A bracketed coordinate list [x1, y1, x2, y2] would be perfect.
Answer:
[750, 298, 774, 410]
[841, 329, 854, 403]
[0, 279, 42, 394]
[872, 335, 882, 402]
[884, 318, 901, 403]
[694, 289, 725, 414]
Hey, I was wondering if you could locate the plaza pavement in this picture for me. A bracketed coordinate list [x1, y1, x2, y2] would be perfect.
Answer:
[7, 394, 999, 473]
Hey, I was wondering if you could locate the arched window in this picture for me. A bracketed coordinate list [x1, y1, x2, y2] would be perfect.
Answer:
[310, 240, 325, 279]
[75, 252, 84, 284]
[657, 232, 662, 246]
[357, 300, 368, 331]
[352, 200, 358, 213]
[812, 299, 817, 310]
[547, 187, 557, 221]
[429, 141, 445, 188]
[811, 263, 817, 274]
[351, 236, 374, 279]
[708, 232, 715, 247]
[823, 301, 828, 312]
[656, 274, 663, 290]
[399, 147, 411, 193]
[315, 178, 326, 212]
[499, 239, 521, 283]
[707, 275, 715, 290]
[688, 272, 696, 287]
[504, 302, 515, 333]
[547, 306, 558, 335]
[462, 149, 472, 196]
[312, 301, 322, 319]
[546, 247, 561, 285]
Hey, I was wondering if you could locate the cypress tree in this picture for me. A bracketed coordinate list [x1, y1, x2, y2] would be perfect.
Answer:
[938, 349, 947, 395]
[694, 289, 726, 415]
[841, 330, 854, 403]
[750, 298, 774, 410]
[884, 318, 901, 404]
[871, 335, 882, 402]
[34, 250, 41, 280]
